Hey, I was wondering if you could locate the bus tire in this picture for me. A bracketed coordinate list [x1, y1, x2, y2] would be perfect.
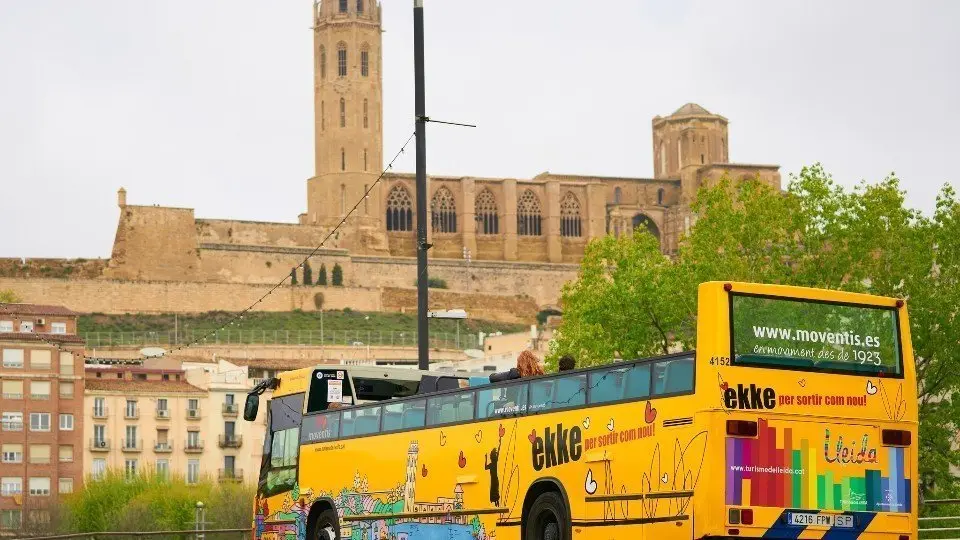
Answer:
[525, 491, 569, 540]
[313, 508, 340, 540]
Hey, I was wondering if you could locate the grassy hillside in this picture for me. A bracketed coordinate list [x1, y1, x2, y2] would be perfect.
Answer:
[78, 309, 528, 336]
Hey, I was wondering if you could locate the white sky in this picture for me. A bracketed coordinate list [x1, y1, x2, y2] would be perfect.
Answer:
[1, 1, 958, 258]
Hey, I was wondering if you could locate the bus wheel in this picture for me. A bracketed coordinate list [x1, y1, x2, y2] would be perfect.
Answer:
[525, 491, 569, 540]
[313, 509, 340, 540]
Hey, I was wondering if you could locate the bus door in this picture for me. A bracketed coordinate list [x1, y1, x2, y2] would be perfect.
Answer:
[259, 392, 305, 529]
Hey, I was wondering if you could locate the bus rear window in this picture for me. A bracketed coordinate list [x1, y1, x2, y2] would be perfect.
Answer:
[730, 294, 902, 376]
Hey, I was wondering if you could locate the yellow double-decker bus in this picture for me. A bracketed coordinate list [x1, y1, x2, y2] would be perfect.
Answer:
[245, 282, 917, 539]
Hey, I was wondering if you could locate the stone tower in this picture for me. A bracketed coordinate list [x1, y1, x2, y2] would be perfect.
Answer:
[306, 0, 384, 230]
[403, 440, 419, 513]
[652, 103, 729, 202]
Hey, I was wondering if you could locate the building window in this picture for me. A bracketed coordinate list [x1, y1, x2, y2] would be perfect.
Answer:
[93, 397, 105, 417]
[337, 42, 347, 77]
[613, 186, 622, 204]
[321, 101, 325, 131]
[722, 137, 727, 159]
[1, 444, 22, 464]
[2, 412, 22, 431]
[340, 184, 346, 214]
[659, 141, 666, 176]
[59, 414, 73, 431]
[356, 0, 364, 14]
[363, 184, 369, 214]
[338, 0, 347, 13]
[187, 459, 200, 484]
[319, 46, 326, 79]
[156, 459, 169, 479]
[361, 47, 369, 77]
[1, 380, 23, 399]
[560, 192, 582, 237]
[364, 149, 368, 171]
[363, 99, 369, 128]
[30, 381, 50, 400]
[339, 97, 346, 127]
[125, 426, 138, 450]
[28, 477, 50, 496]
[677, 138, 683, 169]
[517, 189, 543, 236]
[93, 425, 106, 446]
[19, 321, 33, 333]
[51, 322, 66, 334]
[2, 349, 23, 368]
[58, 478, 73, 494]
[0, 477, 21, 496]
[475, 188, 499, 235]
[657, 188, 665, 205]
[59, 351, 73, 375]
[124, 459, 138, 478]
[0, 321, 11, 333]
[430, 186, 457, 233]
[30, 349, 51, 369]
[701, 154, 704, 164]
[92, 459, 106, 480]
[59, 381, 74, 398]
[187, 431, 201, 449]
[157, 398, 168, 414]
[0, 510, 22, 530]
[29, 445, 50, 465]
[58, 445, 73, 463]
[125, 400, 137, 418]
[386, 185, 414, 232]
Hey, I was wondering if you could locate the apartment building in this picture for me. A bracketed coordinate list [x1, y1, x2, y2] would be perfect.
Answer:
[0, 304, 85, 532]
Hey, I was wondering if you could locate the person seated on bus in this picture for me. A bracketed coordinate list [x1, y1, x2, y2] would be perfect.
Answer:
[558, 355, 576, 372]
[489, 350, 544, 383]
[327, 401, 343, 410]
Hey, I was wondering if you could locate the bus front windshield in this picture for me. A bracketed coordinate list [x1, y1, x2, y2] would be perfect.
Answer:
[730, 293, 903, 376]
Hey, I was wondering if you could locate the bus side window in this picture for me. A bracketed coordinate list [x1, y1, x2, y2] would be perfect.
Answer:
[383, 399, 426, 432]
[530, 375, 586, 411]
[341, 405, 382, 437]
[427, 392, 475, 426]
[589, 363, 651, 404]
[655, 356, 695, 395]
[477, 383, 528, 419]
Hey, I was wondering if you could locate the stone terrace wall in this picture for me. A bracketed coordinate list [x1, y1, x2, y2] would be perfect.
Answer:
[0, 258, 107, 279]
[381, 287, 538, 325]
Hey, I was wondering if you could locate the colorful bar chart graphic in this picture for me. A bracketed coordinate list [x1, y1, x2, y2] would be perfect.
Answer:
[725, 419, 910, 512]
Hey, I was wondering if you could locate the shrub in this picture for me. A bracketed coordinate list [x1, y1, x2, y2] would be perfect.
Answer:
[318, 264, 328, 286]
[332, 263, 343, 286]
[302, 261, 313, 286]
[290, 268, 298, 285]
[414, 278, 448, 289]
[314, 292, 325, 310]
[0, 290, 20, 303]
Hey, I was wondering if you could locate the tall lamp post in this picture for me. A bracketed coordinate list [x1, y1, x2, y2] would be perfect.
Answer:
[413, 0, 430, 371]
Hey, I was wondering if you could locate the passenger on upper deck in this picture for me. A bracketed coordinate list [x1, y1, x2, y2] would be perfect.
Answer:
[488, 350, 545, 383]
[558, 355, 576, 372]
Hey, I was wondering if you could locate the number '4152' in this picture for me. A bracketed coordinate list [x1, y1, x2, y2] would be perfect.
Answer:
[710, 356, 731, 366]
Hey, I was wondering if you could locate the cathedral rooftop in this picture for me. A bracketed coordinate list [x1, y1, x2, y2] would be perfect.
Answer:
[672, 103, 712, 116]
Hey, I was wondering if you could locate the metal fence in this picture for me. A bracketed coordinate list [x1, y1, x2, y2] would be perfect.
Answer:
[921, 498, 960, 539]
[81, 329, 480, 351]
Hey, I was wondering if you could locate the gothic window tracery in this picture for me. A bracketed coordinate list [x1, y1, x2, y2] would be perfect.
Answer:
[430, 187, 457, 233]
[337, 42, 347, 77]
[475, 189, 499, 235]
[361, 44, 370, 77]
[560, 192, 582, 237]
[386, 185, 413, 232]
[339, 98, 346, 128]
[517, 189, 542, 237]
[319, 46, 326, 79]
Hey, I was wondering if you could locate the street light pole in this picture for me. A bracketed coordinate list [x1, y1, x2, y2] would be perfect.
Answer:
[414, 0, 429, 371]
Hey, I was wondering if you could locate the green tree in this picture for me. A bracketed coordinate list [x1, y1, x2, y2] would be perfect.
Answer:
[332, 263, 343, 286]
[0, 290, 20, 303]
[549, 165, 960, 495]
[303, 262, 313, 286]
[290, 268, 298, 286]
[318, 264, 328, 286]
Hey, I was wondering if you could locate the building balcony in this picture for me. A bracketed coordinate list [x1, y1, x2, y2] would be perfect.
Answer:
[218, 469, 243, 482]
[92, 407, 108, 419]
[1, 421, 23, 431]
[155, 408, 171, 420]
[221, 403, 239, 416]
[218, 434, 242, 449]
[1, 393, 23, 400]
[154, 441, 174, 453]
[186, 408, 201, 420]
[90, 438, 110, 452]
[30, 394, 50, 400]
[124, 408, 140, 420]
[121, 439, 143, 452]
[184, 441, 204, 453]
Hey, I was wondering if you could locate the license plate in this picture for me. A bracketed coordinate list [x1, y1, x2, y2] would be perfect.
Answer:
[788, 512, 854, 528]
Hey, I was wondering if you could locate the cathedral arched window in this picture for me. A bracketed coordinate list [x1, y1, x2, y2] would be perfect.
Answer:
[337, 42, 347, 77]
[319, 46, 326, 79]
[339, 98, 346, 128]
[321, 101, 325, 131]
[657, 188, 665, 206]
[613, 186, 622, 204]
[431, 187, 457, 233]
[560, 192, 582, 237]
[659, 141, 666, 176]
[363, 99, 369, 129]
[341, 148, 346, 171]
[386, 185, 414, 232]
[338, 0, 347, 13]
[475, 188, 499, 235]
[517, 189, 542, 236]
[360, 44, 370, 77]
[356, 0, 364, 15]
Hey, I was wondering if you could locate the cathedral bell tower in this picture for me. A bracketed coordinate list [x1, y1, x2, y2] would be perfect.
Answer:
[306, 0, 384, 231]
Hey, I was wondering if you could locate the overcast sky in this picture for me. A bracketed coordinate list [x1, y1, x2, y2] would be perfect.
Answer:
[1, 1, 958, 258]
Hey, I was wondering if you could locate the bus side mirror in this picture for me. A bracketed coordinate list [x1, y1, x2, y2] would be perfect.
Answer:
[243, 394, 259, 421]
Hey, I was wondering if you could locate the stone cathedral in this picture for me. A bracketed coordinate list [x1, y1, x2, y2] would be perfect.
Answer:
[101, 1, 781, 309]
